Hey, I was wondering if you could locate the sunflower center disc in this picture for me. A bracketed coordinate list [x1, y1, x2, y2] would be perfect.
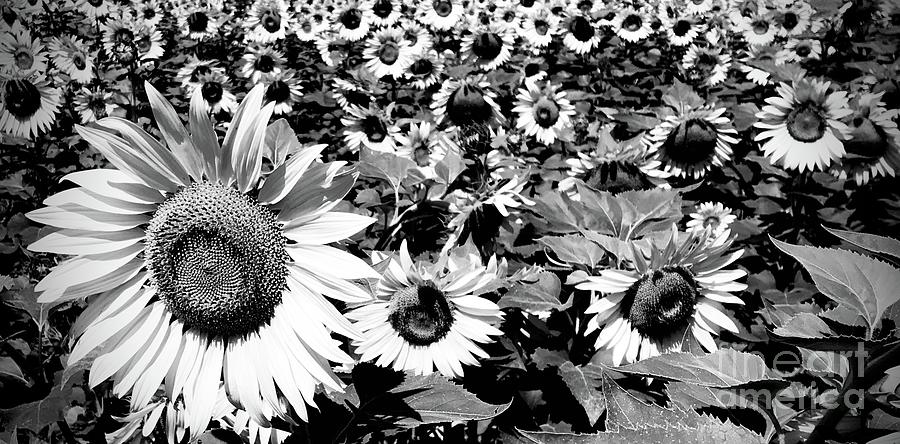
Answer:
[533, 97, 560, 127]
[584, 161, 654, 194]
[752, 20, 769, 35]
[14, 50, 34, 70]
[695, 51, 717, 70]
[265, 80, 290, 103]
[447, 84, 492, 126]
[146, 182, 287, 337]
[3, 80, 41, 119]
[201, 81, 223, 103]
[845, 116, 888, 158]
[663, 118, 718, 165]
[143, 8, 156, 19]
[73, 53, 86, 70]
[534, 20, 549, 35]
[623, 14, 642, 32]
[373, 0, 392, 18]
[409, 58, 433, 75]
[262, 11, 281, 32]
[255, 55, 275, 73]
[388, 283, 454, 346]
[136, 36, 151, 53]
[472, 32, 503, 60]
[188, 12, 209, 32]
[782, 12, 798, 30]
[414, 146, 431, 166]
[786, 102, 827, 142]
[88, 0, 102, 6]
[340, 9, 363, 29]
[796, 44, 811, 57]
[622, 266, 699, 338]
[569, 16, 594, 41]
[521, 0, 534, 6]
[703, 216, 720, 228]
[114, 28, 134, 44]
[673, 19, 691, 36]
[433, 0, 453, 17]
[362, 115, 388, 142]
[378, 42, 400, 65]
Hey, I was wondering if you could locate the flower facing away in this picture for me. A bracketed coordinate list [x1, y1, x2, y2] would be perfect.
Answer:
[346, 241, 505, 378]
[830, 92, 900, 185]
[26, 83, 379, 441]
[512, 82, 576, 145]
[754, 78, 853, 172]
[431, 77, 504, 129]
[576, 228, 746, 365]
[0, 75, 61, 139]
[686, 202, 737, 236]
[561, 12, 600, 54]
[460, 23, 515, 71]
[645, 106, 738, 179]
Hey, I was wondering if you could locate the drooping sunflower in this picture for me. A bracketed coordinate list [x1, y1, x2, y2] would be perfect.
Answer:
[187, 70, 238, 114]
[562, 126, 669, 195]
[738, 44, 780, 86]
[333, 1, 372, 41]
[561, 11, 600, 54]
[646, 106, 738, 178]
[26, 84, 377, 439]
[521, 7, 560, 48]
[830, 92, 900, 185]
[682, 44, 732, 87]
[613, 7, 653, 43]
[419, 0, 464, 31]
[403, 49, 444, 90]
[363, 27, 413, 79]
[341, 104, 400, 152]
[431, 77, 504, 129]
[576, 227, 746, 365]
[245, 0, 292, 43]
[0, 24, 47, 77]
[175, 2, 224, 40]
[754, 78, 852, 172]
[73, 86, 118, 123]
[48, 36, 94, 83]
[459, 23, 515, 71]
[0, 75, 60, 139]
[346, 241, 505, 378]
[512, 82, 576, 145]
[239, 46, 286, 83]
[686, 202, 736, 236]
[261, 70, 304, 115]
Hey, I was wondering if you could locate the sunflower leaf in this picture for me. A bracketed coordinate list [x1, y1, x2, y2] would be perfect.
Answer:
[610, 348, 783, 387]
[771, 238, 900, 336]
[557, 362, 605, 425]
[538, 235, 605, 267]
[498, 271, 569, 314]
[357, 147, 415, 190]
[824, 227, 900, 263]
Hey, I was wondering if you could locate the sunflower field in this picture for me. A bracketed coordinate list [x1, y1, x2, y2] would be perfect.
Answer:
[2, 0, 900, 443]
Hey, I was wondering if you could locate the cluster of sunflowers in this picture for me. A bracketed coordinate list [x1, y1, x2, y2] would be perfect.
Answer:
[2, 0, 900, 442]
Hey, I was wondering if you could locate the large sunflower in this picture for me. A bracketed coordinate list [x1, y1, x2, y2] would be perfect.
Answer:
[26, 84, 377, 439]
[245, 0, 292, 43]
[431, 77, 504, 129]
[341, 104, 400, 152]
[0, 75, 60, 139]
[363, 27, 413, 79]
[48, 36, 94, 83]
[512, 82, 576, 145]
[646, 106, 738, 179]
[754, 78, 852, 172]
[0, 25, 47, 77]
[459, 23, 515, 71]
[576, 228, 746, 365]
[419, 0, 464, 31]
[346, 241, 505, 377]
[830, 92, 900, 185]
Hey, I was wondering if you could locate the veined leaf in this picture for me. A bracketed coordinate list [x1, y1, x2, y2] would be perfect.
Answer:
[825, 227, 900, 262]
[557, 362, 605, 425]
[612, 348, 782, 387]
[539, 235, 605, 267]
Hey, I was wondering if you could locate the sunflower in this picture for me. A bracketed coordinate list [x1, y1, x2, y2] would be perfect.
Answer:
[332, 76, 375, 110]
[661, 14, 701, 47]
[830, 92, 900, 185]
[681, 44, 732, 86]
[521, 7, 560, 48]
[369, 0, 402, 26]
[0, 75, 60, 139]
[738, 44, 780, 86]
[776, 0, 812, 36]
[363, 27, 413, 79]
[239, 46, 286, 83]
[261, 70, 303, 115]
[646, 106, 738, 179]
[73, 86, 118, 123]
[333, 1, 372, 41]
[176, 58, 222, 89]
[431, 77, 503, 129]
[613, 7, 653, 43]
[346, 241, 504, 377]
[75, 0, 110, 19]
[48, 36, 94, 83]
[245, 0, 292, 42]
[562, 126, 669, 195]
[687, 202, 736, 236]
[754, 78, 852, 172]
[0, 25, 47, 77]
[684, 0, 715, 16]
[400, 19, 433, 54]
[459, 23, 514, 71]
[561, 12, 599, 54]
[133, 0, 164, 27]
[293, 8, 328, 41]
[494, 3, 522, 33]
[188, 71, 238, 114]
[26, 83, 377, 437]
[341, 104, 400, 152]
[395, 120, 456, 179]
[403, 49, 444, 90]
[101, 13, 164, 64]
[512, 82, 575, 145]
[576, 227, 746, 365]
[735, 10, 777, 46]
[175, 2, 223, 40]
[419, 0, 463, 31]
[779, 38, 821, 63]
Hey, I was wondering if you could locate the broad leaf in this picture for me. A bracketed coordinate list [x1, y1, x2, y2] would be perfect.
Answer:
[612, 349, 782, 387]
[358, 147, 415, 190]
[0, 357, 25, 384]
[772, 238, 900, 336]
[539, 235, 605, 267]
[557, 362, 605, 425]
[499, 271, 570, 314]
[825, 227, 900, 262]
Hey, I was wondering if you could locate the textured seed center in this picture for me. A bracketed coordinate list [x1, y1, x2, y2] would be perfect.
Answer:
[448, 84, 492, 126]
[201, 81, 223, 102]
[533, 97, 560, 127]
[622, 266, 699, 338]
[3, 80, 41, 118]
[265, 80, 290, 103]
[188, 12, 209, 32]
[146, 182, 287, 337]
[340, 8, 363, 29]
[570, 16, 594, 41]
[388, 283, 454, 345]
[673, 19, 691, 36]
[472, 32, 503, 60]
[433, 0, 453, 17]
[378, 42, 400, 65]
[362, 115, 388, 142]
[663, 118, 718, 165]
[786, 101, 827, 142]
[623, 14, 642, 32]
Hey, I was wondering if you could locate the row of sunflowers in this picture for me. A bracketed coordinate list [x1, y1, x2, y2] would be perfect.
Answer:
[1, 0, 899, 443]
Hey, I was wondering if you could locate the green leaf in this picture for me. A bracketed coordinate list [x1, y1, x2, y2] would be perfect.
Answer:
[434, 144, 464, 186]
[498, 271, 569, 314]
[825, 227, 900, 262]
[0, 357, 25, 384]
[357, 147, 415, 190]
[0, 386, 75, 436]
[265, 118, 301, 168]
[771, 238, 900, 336]
[557, 362, 605, 425]
[612, 349, 783, 387]
[539, 235, 605, 267]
